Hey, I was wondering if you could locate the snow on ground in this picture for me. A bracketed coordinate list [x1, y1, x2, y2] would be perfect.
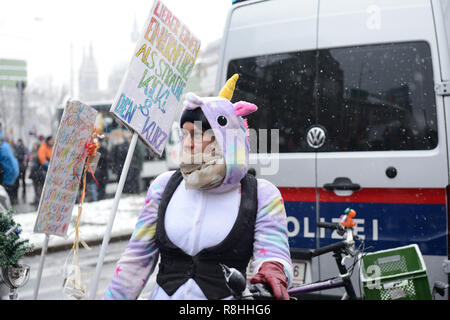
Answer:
[14, 194, 146, 251]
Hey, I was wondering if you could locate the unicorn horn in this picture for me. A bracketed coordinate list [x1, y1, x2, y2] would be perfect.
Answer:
[218, 74, 239, 101]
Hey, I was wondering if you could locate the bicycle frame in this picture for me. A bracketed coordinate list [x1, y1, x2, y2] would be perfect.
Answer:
[288, 278, 346, 294]
[222, 208, 362, 300]
[287, 248, 357, 299]
[287, 215, 359, 300]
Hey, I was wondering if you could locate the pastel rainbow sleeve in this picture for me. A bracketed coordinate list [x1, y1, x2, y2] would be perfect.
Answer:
[104, 171, 175, 300]
[252, 179, 293, 285]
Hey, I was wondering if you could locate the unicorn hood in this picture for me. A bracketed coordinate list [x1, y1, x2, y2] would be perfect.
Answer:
[179, 74, 258, 193]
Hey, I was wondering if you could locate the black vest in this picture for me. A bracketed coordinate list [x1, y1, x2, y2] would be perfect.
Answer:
[155, 170, 258, 300]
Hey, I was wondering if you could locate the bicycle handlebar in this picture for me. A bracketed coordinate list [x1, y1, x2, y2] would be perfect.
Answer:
[311, 241, 347, 257]
[314, 219, 356, 256]
[316, 221, 343, 231]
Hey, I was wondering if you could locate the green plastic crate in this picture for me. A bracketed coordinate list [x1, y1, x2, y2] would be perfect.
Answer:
[360, 244, 432, 300]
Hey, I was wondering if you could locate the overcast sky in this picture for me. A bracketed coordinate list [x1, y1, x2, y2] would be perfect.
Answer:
[0, 0, 231, 91]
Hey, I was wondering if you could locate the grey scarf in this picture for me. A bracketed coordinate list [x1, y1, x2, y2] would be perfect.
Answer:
[179, 139, 226, 190]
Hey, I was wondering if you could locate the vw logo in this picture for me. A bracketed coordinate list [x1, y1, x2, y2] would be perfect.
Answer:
[307, 126, 326, 149]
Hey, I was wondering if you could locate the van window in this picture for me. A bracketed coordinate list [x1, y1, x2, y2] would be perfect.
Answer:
[318, 41, 437, 151]
[228, 41, 437, 152]
[228, 51, 317, 152]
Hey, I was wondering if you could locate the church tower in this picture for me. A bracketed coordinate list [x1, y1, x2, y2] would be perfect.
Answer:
[78, 42, 99, 101]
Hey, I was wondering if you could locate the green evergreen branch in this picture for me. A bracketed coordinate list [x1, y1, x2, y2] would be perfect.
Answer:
[0, 209, 34, 267]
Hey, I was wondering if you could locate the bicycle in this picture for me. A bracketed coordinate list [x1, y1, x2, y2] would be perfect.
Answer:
[221, 208, 361, 300]
[222, 208, 449, 300]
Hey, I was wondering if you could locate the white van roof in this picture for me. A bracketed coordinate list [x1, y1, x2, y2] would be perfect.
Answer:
[224, 0, 318, 57]
[317, 0, 435, 49]
[226, 0, 435, 51]
[219, 0, 443, 90]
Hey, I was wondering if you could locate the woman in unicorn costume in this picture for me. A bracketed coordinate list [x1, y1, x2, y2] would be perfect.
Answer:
[104, 75, 292, 300]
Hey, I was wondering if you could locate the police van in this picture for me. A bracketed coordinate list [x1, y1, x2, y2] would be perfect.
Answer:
[217, 0, 450, 298]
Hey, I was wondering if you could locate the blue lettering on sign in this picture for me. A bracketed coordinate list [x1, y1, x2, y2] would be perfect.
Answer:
[140, 80, 169, 114]
[114, 93, 137, 124]
[141, 116, 168, 154]
[285, 201, 447, 256]
[114, 93, 126, 113]
[139, 99, 152, 117]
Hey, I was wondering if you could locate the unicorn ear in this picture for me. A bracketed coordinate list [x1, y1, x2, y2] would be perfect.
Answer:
[183, 92, 203, 110]
[233, 101, 258, 117]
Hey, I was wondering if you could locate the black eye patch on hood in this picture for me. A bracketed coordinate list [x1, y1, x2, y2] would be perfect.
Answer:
[216, 115, 228, 127]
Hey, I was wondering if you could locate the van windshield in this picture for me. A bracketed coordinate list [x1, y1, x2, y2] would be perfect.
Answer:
[228, 41, 437, 152]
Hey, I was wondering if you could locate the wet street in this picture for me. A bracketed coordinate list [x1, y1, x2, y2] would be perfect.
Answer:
[2, 240, 158, 300]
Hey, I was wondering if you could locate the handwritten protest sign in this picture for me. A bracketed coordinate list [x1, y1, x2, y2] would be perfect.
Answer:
[34, 100, 97, 237]
[110, 0, 201, 156]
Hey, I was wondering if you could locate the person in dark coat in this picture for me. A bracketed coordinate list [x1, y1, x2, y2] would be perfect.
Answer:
[13, 138, 28, 202]
[86, 135, 110, 201]
[96, 137, 110, 201]
[0, 135, 19, 205]
[31, 136, 53, 204]
[112, 131, 143, 195]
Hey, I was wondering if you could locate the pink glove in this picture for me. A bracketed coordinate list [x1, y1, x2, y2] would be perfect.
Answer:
[250, 261, 289, 300]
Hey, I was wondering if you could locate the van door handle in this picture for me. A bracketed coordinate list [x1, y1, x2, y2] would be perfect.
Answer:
[323, 177, 361, 191]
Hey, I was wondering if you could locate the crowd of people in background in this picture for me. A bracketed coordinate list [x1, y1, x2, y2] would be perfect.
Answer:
[0, 134, 55, 208]
[0, 128, 147, 212]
